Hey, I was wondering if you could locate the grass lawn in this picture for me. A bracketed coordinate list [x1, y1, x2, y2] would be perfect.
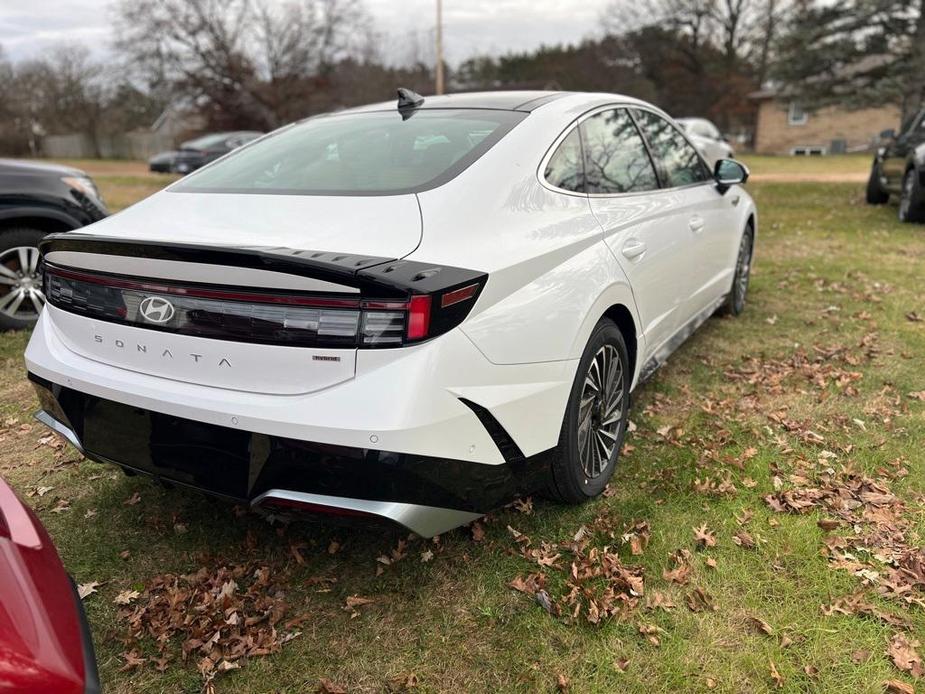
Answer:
[739, 153, 871, 177]
[1, 165, 924, 693]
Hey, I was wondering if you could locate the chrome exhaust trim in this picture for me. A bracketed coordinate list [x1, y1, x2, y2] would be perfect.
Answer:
[252, 489, 482, 538]
[34, 410, 85, 454]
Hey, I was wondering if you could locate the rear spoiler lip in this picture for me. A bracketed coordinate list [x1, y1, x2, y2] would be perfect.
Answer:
[39, 232, 394, 293]
[39, 232, 487, 299]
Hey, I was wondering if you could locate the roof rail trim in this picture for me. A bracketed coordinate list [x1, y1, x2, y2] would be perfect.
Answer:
[514, 92, 574, 111]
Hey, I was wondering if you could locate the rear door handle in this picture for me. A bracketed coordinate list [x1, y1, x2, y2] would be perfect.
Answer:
[689, 215, 705, 233]
[621, 239, 647, 260]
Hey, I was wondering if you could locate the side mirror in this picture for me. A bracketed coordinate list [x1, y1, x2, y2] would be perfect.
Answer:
[714, 158, 749, 193]
[880, 128, 896, 139]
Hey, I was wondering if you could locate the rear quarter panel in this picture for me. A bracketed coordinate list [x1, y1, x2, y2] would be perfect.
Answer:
[412, 98, 644, 377]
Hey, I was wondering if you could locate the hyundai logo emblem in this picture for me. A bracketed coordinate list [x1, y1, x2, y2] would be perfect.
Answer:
[139, 296, 176, 324]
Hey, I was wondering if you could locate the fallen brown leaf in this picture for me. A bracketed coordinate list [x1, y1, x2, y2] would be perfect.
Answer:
[686, 587, 716, 612]
[749, 616, 774, 636]
[316, 679, 347, 694]
[119, 650, 146, 672]
[888, 634, 925, 678]
[114, 589, 140, 606]
[343, 595, 374, 618]
[732, 531, 756, 549]
[471, 521, 486, 542]
[77, 581, 100, 600]
[769, 660, 784, 688]
[693, 524, 717, 549]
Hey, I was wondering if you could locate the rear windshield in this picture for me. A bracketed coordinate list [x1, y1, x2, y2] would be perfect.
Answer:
[173, 109, 525, 196]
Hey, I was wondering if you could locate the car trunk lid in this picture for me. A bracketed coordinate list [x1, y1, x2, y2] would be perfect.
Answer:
[39, 193, 423, 395]
[80, 191, 423, 258]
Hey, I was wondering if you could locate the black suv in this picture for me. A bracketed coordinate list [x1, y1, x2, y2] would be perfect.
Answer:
[866, 107, 925, 223]
[0, 160, 108, 330]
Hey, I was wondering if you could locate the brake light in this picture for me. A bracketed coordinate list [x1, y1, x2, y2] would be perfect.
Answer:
[407, 295, 432, 340]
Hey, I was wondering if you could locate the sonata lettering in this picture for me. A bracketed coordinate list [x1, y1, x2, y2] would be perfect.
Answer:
[92, 335, 231, 368]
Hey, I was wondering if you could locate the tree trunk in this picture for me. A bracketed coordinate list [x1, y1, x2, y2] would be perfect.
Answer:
[910, 0, 925, 120]
[755, 0, 778, 88]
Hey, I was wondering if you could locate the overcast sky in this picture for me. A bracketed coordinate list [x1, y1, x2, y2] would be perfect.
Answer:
[0, 0, 606, 65]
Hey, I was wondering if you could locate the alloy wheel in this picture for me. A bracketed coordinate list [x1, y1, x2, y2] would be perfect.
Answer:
[735, 232, 752, 309]
[0, 246, 45, 320]
[577, 344, 625, 479]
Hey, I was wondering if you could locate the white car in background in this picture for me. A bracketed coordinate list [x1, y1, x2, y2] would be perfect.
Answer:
[677, 117, 735, 167]
[26, 90, 756, 537]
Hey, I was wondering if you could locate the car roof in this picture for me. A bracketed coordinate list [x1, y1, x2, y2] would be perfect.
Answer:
[341, 90, 574, 114]
[0, 158, 85, 177]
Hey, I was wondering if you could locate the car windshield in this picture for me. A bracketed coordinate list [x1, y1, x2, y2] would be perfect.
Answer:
[181, 134, 233, 150]
[173, 109, 525, 196]
[679, 118, 716, 138]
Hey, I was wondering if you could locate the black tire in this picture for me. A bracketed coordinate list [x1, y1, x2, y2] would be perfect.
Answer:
[718, 224, 754, 317]
[866, 162, 890, 205]
[0, 227, 48, 331]
[546, 319, 630, 504]
[898, 168, 925, 224]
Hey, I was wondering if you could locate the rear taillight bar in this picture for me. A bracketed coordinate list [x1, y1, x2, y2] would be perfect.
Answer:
[43, 263, 486, 349]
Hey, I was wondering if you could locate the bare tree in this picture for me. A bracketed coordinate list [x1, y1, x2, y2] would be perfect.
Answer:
[602, 0, 789, 82]
[113, 0, 373, 130]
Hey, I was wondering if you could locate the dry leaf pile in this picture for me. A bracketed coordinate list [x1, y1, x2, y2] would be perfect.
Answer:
[117, 561, 300, 684]
[507, 520, 645, 625]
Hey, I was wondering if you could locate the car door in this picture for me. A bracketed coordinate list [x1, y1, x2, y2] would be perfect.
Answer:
[630, 108, 735, 321]
[582, 107, 691, 358]
[883, 109, 925, 192]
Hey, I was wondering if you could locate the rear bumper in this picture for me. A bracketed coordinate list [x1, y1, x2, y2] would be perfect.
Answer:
[25, 305, 575, 535]
[26, 307, 573, 464]
[30, 373, 552, 537]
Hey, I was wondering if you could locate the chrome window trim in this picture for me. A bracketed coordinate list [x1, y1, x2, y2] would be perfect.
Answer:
[538, 102, 716, 199]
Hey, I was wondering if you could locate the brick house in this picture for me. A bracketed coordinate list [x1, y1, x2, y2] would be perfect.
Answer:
[750, 89, 901, 155]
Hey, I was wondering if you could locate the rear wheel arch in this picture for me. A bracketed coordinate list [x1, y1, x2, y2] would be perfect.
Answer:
[601, 304, 637, 387]
[866, 160, 890, 205]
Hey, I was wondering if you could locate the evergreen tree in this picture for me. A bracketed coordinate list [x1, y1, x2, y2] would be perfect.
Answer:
[775, 0, 925, 120]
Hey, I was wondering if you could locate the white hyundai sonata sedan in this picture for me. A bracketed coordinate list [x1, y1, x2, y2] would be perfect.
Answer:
[25, 90, 756, 537]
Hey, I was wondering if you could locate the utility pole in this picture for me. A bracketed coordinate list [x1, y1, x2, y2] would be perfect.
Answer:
[435, 0, 445, 95]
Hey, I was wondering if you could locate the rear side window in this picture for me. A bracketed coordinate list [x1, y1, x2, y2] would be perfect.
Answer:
[174, 109, 525, 196]
[632, 109, 711, 187]
[544, 128, 585, 192]
[580, 109, 658, 194]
